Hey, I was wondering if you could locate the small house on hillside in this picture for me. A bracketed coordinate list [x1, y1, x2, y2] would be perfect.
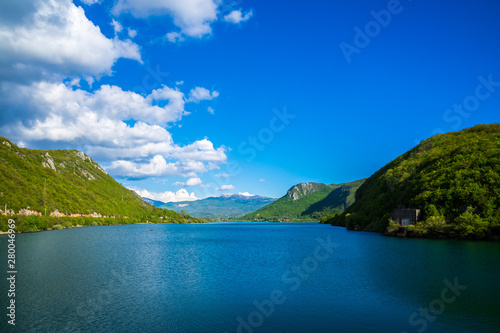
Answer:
[392, 209, 421, 226]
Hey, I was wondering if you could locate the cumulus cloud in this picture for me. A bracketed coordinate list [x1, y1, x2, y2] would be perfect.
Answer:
[106, 154, 221, 179]
[0, 0, 141, 84]
[113, 0, 219, 38]
[186, 177, 202, 186]
[217, 185, 235, 191]
[170, 139, 226, 162]
[166, 32, 185, 43]
[172, 177, 202, 187]
[99, 140, 225, 178]
[128, 28, 137, 38]
[223, 10, 253, 24]
[132, 188, 199, 203]
[111, 19, 123, 34]
[1, 81, 188, 131]
[0, 0, 229, 185]
[0, 81, 227, 178]
[107, 155, 178, 178]
[80, 0, 100, 5]
[207, 106, 214, 114]
[188, 87, 219, 102]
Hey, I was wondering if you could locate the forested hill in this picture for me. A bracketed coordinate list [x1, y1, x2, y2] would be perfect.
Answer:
[242, 179, 365, 221]
[324, 124, 500, 237]
[0, 137, 202, 231]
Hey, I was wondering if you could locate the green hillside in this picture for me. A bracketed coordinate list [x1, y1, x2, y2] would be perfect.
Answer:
[242, 179, 365, 221]
[0, 137, 203, 231]
[325, 124, 500, 237]
[155, 194, 276, 218]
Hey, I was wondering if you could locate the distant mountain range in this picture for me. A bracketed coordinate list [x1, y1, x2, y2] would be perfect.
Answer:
[241, 179, 365, 221]
[143, 193, 277, 218]
[142, 197, 169, 207]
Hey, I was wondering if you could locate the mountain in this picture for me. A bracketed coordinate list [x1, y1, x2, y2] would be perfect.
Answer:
[325, 124, 500, 237]
[146, 193, 277, 218]
[0, 137, 203, 232]
[142, 197, 167, 207]
[241, 179, 365, 221]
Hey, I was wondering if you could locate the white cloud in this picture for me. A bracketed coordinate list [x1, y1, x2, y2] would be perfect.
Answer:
[259, 179, 265, 182]
[215, 174, 232, 178]
[207, 106, 214, 114]
[0, 0, 233, 188]
[238, 192, 254, 197]
[111, 19, 123, 34]
[223, 10, 253, 24]
[80, 0, 100, 5]
[128, 28, 137, 38]
[169, 139, 226, 163]
[176, 81, 184, 85]
[113, 0, 219, 38]
[186, 177, 202, 186]
[0, 0, 141, 83]
[217, 185, 235, 191]
[103, 149, 225, 178]
[97, 140, 225, 178]
[172, 177, 202, 187]
[0, 81, 228, 179]
[1, 81, 187, 130]
[188, 87, 219, 102]
[166, 32, 185, 43]
[132, 188, 199, 203]
[107, 155, 178, 178]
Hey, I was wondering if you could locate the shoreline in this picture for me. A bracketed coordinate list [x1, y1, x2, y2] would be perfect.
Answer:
[0, 221, 209, 235]
[383, 229, 500, 242]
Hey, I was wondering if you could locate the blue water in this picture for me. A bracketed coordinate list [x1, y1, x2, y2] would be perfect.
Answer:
[1, 223, 499, 332]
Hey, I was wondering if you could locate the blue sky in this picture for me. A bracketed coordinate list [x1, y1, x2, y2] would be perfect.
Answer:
[1, 0, 500, 201]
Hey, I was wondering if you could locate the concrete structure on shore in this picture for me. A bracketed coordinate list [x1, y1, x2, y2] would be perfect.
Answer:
[392, 208, 421, 226]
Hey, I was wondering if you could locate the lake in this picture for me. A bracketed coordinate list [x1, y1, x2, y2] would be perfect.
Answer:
[1, 222, 499, 332]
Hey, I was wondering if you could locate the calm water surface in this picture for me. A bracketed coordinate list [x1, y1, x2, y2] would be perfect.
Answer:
[1, 223, 499, 332]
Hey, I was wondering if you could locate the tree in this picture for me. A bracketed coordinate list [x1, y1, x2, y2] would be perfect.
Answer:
[455, 206, 489, 237]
